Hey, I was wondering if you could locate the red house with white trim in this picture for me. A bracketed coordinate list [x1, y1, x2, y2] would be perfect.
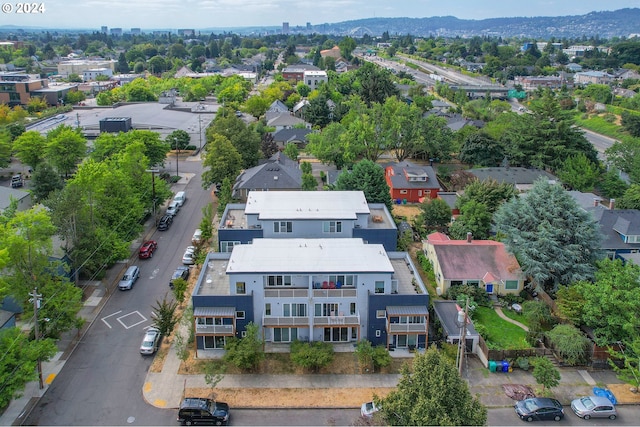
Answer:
[384, 161, 441, 203]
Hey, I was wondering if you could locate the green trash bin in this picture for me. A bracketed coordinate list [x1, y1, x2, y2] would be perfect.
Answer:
[489, 360, 497, 372]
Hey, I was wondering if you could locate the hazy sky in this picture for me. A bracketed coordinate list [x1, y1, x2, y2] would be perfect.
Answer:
[3, 0, 639, 30]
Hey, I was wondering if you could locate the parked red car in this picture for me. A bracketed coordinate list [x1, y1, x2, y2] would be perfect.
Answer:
[138, 240, 158, 259]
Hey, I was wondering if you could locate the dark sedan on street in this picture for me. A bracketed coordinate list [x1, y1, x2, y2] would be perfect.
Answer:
[515, 397, 564, 422]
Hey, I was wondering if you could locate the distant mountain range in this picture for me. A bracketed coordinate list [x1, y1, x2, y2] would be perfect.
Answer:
[312, 8, 640, 39]
[1, 8, 639, 39]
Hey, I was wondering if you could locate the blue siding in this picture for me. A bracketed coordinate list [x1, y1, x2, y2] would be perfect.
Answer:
[218, 229, 263, 247]
[367, 293, 429, 347]
[193, 294, 254, 350]
[353, 228, 398, 251]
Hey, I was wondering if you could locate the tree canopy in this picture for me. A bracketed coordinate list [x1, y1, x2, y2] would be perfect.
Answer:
[332, 159, 393, 211]
[379, 346, 487, 426]
[494, 179, 602, 290]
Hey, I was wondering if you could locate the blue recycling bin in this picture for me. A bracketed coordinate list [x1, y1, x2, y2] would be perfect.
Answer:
[502, 360, 510, 372]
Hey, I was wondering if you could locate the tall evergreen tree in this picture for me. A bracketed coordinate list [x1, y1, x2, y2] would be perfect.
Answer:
[494, 178, 602, 291]
[333, 159, 393, 211]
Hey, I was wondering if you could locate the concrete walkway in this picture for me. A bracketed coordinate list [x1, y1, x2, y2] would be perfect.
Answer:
[494, 306, 529, 332]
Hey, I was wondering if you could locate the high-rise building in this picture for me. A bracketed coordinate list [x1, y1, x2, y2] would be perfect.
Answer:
[101, 26, 107, 33]
[130, 28, 141, 35]
[282, 22, 289, 34]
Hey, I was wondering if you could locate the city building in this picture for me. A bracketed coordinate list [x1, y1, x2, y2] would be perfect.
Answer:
[82, 68, 113, 81]
[282, 22, 289, 34]
[57, 59, 117, 78]
[217, 191, 398, 252]
[303, 70, 328, 90]
[0, 72, 76, 106]
[191, 238, 428, 353]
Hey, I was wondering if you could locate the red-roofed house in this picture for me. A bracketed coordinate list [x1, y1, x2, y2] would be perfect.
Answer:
[384, 161, 441, 203]
[423, 232, 523, 296]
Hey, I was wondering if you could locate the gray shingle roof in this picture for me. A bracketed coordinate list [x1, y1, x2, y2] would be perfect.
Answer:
[233, 152, 302, 195]
[589, 208, 640, 251]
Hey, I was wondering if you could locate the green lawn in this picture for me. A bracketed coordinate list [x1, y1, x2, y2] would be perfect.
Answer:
[473, 306, 530, 350]
[501, 307, 530, 327]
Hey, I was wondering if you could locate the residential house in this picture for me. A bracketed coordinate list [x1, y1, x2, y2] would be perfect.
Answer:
[568, 190, 603, 211]
[514, 76, 565, 90]
[232, 152, 302, 200]
[265, 100, 290, 122]
[218, 190, 398, 252]
[271, 128, 314, 149]
[191, 238, 429, 352]
[423, 232, 524, 296]
[436, 192, 460, 216]
[588, 207, 640, 262]
[614, 68, 640, 81]
[466, 167, 558, 192]
[384, 161, 441, 203]
[566, 63, 583, 73]
[82, 68, 113, 81]
[303, 70, 328, 91]
[424, 111, 484, 132]
[281, 64, 321, 84]
[432, 300, 480, 354]
[574, 71, 614, 85]
[292, 99, 309, 118]
[0, 186, 32, 212]
[266, 113, 310, 132]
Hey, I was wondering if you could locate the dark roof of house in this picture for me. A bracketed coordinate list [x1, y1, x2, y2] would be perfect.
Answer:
[382, 161, 441, 190]
[467, 167, 558, 186]
[424, 111, 484, 131]
[233, 152, 302, 196]
[0, 309, 15, 328]
[589, 208, 640, 251]
[432, 300, 479, 338]
[437, 192, 459, 209]
[271, 128, 314, 144]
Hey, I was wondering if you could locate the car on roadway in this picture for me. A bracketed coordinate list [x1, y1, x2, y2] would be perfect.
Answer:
[191, 228, 203, 245]
[515, 397, 564, 422]
[166, 201, 180, 217]
[140, 327, 161, 355]
[118, 265, 140, 291]
[157, 214, 173, 231]
[571, 396, 617, 420]
[170, 266, 190, 288]
[177, 397, 230, 426]
[182, 246, 196, 265]
[361, 401, 379, 418]
[138, 240, 157, 259]
[11, 174, 23, 188]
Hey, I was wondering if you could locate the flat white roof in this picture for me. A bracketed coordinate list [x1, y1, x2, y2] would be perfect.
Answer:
[245, 191, 370, 220]
[227, 238, 393, 274]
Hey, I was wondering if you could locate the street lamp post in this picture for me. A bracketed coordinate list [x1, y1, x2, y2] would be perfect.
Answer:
[146, 169, 159, 225]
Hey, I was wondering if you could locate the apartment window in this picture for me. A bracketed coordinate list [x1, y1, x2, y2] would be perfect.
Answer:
[505, 280, 519, 290]
[375, 330, 381, 337]
[400, 190, 408, 194]
[235, 282, 246, 294]
[350, 303, 356, 315]
[418, 190, 423, 196]
[323, 221, 342, 233]
[197, 317, 223, 326]
[274, 221, 292, 233]
[328, 274, 355, 287]
[274, 327, 297, 342]
[315, 303, 338, 317]
[283, 303, 307, 317]
[235, 311, 245, 320]
[307, 79, 311, 85]
[265, 275, 292, 287]
[466, 280, 479, 287]
[375, 281, 385, 294]
[376, 310, 386, 319]
[220, 241, 240, 252]
[265, 303, 271, 316]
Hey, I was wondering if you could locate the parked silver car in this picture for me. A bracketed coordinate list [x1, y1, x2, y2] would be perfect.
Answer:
[140, 327, 161, 355]
[118, 265, 140, 290]
[571, 396, 617, 420]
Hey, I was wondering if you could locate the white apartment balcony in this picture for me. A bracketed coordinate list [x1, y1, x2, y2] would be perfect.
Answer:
[195, 324, 235, 335]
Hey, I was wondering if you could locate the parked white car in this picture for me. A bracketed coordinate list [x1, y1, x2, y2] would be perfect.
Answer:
[182, 246, 196, 265]
[361, 401, 379, 418]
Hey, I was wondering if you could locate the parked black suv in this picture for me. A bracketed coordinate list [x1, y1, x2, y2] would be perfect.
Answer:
[177, 397, 229, 425]
[169, 266, 190, 288]
[157, 214, 173, 231]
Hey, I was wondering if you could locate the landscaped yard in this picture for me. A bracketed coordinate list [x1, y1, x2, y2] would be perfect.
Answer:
[473, 306, 530, 350]
[500, 307, 530, 327]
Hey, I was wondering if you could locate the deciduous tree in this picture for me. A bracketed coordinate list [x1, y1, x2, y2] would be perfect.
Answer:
[531, 357, 561, 392]
[557, 153, 601, 192]
[418, 198, 452, 232]
[333, 159, 393, 211]
[379, 346, 487, 426]
[202, 134, 242, 189]
[223, 322, 264, 372]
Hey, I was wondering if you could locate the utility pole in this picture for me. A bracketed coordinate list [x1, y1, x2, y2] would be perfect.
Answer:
[458, 298, 469, 376]
[29, 287, 44, 389]
[198, 115, 203, 152]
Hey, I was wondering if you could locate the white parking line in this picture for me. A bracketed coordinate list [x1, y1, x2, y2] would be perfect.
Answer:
[101, 310, 123, 329]
[116, 311, 148, 329]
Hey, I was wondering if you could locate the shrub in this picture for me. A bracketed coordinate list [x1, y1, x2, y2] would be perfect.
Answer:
[447, 284, 491, 307]
[223, 322, 264, 372]
[546, 324, 590, 366]
[290, 340, 334, 373]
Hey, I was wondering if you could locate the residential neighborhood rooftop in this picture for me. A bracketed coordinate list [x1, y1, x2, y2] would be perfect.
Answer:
[245, 191, 370, 220]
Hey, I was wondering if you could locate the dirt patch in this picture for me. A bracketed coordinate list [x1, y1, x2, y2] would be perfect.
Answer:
[607, 383, 640, 404]
[183, 387, 395, 409]
[392, 204, 421, 221]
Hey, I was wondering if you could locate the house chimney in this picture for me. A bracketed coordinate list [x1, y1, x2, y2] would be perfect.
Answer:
[610, 198, 615, 210]
[466, 232, 472, 243]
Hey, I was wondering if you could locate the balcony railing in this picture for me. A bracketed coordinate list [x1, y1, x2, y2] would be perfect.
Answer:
[313, 288, 357, 298]
[195, 324, 235, 335]
[262, 316, 310, 326]
[264, 289, 309, 298]
[387, 323, 428, 333]
[313, 313, 360, 326]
